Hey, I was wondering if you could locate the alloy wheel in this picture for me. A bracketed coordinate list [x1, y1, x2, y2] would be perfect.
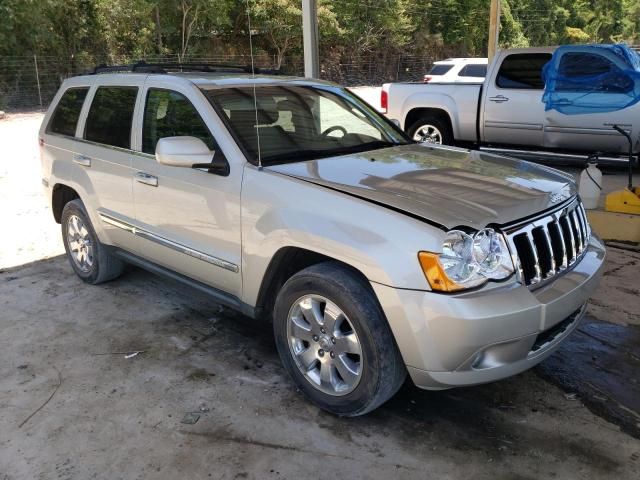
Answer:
[413, 124, 443, 144]
[287, 294, 363, 396]
[66, 214, 94, 272]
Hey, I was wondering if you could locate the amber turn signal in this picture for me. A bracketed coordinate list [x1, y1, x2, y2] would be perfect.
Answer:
[417, 251, 464, 292]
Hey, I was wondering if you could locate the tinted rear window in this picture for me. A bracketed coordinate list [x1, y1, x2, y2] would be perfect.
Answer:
[459, 64, 487, 77]
[84, 87, 138, 149]
[558, 52, 615, 77]
[429, 64, 453, 75]
[496, 53, 552, 89]
[47, 87, 89, 136]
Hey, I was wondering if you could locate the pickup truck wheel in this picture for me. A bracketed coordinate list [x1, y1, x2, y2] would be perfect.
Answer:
[407, 116, 453, 145]
[61, 199, 124, 284]
[273, 262, 406, 416]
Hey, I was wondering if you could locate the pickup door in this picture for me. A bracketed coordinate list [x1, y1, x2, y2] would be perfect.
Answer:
[543, 48, 638, 154]
[482, 52, 552, 146]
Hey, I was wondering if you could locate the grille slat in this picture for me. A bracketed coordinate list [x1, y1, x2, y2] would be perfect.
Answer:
[505, 200, 590, 289]
[532, 226, 556, 278]
[570, 210, 583, 255]
[526, 231, 542, 284]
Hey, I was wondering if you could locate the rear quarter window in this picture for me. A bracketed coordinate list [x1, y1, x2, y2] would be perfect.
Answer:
[84, 86, 138, 149]
[47, 87, 89, 137]
[496, 53, 552, 89]
[429, 64, 453, 75]
[459, 64, 487, 78]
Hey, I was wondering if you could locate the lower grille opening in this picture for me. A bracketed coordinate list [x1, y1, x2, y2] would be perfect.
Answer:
[530, 308, 582, 353]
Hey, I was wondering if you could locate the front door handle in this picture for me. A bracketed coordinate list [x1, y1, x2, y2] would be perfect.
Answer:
[489, 95, 510, 103]
[135, 171, 158, 187]
[73, 154, 91, 167]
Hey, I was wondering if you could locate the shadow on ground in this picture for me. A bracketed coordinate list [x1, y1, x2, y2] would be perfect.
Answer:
[1, 256, 639, 479]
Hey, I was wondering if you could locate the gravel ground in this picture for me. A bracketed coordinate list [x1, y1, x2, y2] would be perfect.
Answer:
[1, 112, 639, 479]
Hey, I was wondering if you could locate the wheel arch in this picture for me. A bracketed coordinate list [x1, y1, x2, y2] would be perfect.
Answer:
[404, 107, 454, 138]
[52, 183, 80, 224]
[254, 246, 372, 321]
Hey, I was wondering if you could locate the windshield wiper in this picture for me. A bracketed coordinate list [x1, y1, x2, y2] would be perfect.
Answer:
[262, 140, 400, 165]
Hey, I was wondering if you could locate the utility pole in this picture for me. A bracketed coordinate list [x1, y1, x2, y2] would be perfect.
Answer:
[488, 0, 501, 62]
[302, 0, 319, 78]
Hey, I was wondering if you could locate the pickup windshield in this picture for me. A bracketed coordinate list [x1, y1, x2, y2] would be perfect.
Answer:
[203, 85, 409, 165]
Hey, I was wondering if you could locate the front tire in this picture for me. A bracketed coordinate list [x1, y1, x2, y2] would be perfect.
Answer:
[61, 199, 124, 284]
[273, 262, 406, 416]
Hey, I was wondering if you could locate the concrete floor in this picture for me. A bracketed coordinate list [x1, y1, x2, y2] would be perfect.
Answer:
[1, 113, 639, 479]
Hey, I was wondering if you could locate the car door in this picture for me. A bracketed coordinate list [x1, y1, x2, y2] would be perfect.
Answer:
[73, 78, 144, 252]
[482, 52, 552, 146]
[130, 82, 242, 298]
[543, 50, 638, 154]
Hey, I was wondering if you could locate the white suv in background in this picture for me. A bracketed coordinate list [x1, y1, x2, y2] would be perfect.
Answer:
[423, 58, 488, 83]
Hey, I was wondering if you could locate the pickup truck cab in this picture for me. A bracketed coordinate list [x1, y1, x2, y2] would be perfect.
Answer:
[40, 64, 604, 416]
[383, 45, 640, 162]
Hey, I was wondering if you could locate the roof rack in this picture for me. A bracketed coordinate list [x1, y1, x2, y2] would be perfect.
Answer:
[88, 61, 282, 76]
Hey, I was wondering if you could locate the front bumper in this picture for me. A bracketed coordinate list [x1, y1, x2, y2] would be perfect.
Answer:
[372, 234, 606, 390]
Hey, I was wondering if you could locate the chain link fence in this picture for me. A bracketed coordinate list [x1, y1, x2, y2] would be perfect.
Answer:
[0, 52, 436, 111]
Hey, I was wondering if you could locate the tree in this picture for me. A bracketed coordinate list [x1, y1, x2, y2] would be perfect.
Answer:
[249, 0, 340, 69]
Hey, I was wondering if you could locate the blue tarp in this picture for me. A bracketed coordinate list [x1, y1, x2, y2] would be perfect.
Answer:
[542, 44, 640, 115]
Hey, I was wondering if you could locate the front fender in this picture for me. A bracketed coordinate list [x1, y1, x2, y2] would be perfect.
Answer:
[240, 166, 445, 306]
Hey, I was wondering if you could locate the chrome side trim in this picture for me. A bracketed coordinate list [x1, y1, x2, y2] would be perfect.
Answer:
[98, 212, 239, 273]
[100, 213, 136, 234]
[484, 121, 543, 131]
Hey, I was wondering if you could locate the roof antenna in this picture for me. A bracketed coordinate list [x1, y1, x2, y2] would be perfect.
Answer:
[245, 0, 262, 168]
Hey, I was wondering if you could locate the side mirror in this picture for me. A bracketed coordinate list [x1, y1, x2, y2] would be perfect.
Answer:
[156, 136, 213, 167]
[155, 136, 229, 176]
[391, 119, 401, 128]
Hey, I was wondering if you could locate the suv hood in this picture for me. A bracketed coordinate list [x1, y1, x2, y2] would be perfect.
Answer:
[267, 144, 576, 230]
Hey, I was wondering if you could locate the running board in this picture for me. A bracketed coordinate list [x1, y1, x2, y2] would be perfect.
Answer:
[112, 248, 256, 318]
[480, 147, 630, 166]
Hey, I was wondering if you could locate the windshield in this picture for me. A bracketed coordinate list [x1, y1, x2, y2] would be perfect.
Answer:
[202, 85, 409, 165]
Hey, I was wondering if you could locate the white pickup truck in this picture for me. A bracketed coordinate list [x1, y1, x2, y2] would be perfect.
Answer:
[382, 46, 640, 163]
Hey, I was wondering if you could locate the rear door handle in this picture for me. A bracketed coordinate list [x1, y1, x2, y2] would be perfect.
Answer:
[489, 95, 509, 103]
[135, 171, 158, 187]
[73, 154, 91, 167]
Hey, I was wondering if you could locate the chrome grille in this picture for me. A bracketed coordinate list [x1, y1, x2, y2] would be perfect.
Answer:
[504, 199, 591, 288]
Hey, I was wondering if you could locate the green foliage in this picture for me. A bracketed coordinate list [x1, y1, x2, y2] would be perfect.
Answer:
[1, 0, 640, 68]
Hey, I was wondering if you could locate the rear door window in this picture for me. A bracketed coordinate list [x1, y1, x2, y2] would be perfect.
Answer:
[459, 64, 487, 78]
[47, 87, 89, 137]
[555, 52, 633, 93]
[496, 53, 552, 89]
[428, 64, 453, 75]
[84, 86, 138, 149]
[558, 52, 615, 78]
[142, 89, 216, 154]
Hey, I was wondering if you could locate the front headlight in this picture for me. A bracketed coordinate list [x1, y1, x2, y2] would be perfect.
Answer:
[418, 228, 514, 292]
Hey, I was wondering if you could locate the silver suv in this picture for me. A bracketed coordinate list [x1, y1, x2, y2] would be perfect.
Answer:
[39, 64, 605, 416]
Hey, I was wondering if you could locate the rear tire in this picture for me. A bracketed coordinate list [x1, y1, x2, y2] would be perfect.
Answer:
[407, 114, 453, 145]
[61, 199, 124, 284]
[273, 262, 406, 416]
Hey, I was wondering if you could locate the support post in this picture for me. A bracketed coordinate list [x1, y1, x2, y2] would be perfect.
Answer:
[33, 54, 43, 108]
[302, 0, 319, 78]
[488, 0, 501, 63]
